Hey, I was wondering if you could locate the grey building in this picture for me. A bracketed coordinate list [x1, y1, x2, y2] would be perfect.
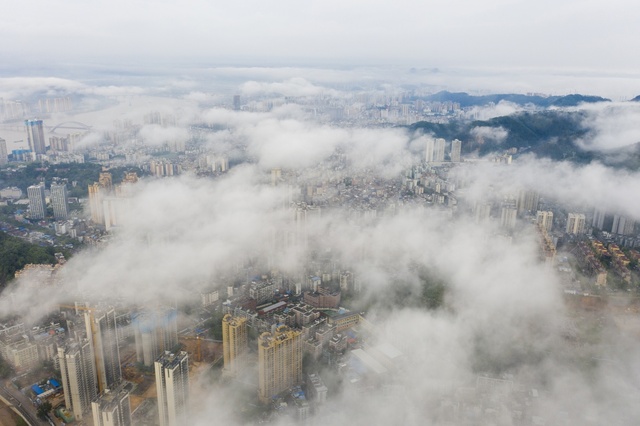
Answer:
[27, 184, 46, 219]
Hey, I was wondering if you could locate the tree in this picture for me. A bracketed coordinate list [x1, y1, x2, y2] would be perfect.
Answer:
[0, 356, 12, 379]
[37, 401, 52, 419]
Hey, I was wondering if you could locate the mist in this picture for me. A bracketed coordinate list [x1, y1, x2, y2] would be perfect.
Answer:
[1, 73, 640, 426]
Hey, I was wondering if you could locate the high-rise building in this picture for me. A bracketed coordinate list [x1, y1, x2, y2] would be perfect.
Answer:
[434, 138, 446, 162]
[592, 208, 614, 232]
[474, 202, 492, 224]
[450, 139, 462, 162]
[233, 95, 241, 111]
[49, 135, 69, 151]
[517, 189, 540, 215]
[98, 172, 113, 191]
[612, 215, 635, 236]
[27, 183, 46, 219]
[51, 182, 69, 220]
[0, 137, 7, 165]
[566, 213, 586, 235]
[271, 168, 282, 186]
[88, 183, 105, 224]
[222, 315, 248, 375]
[133, 308, 178, 366]
[258, 325, 302, 403]
[536, 210, 553, 232]
[500, 205, 517, 230]
[89, 171, 114, 225]
[155, 351, 189, 426]
[59, 339, 98, 421]
[103, 172, 139, 230]
[91, 383, 132, 426]
[425, 138, 434, 163]
[592, 208, 606, 230]
[86, 308, 122, 392]
[25, 119, 46, 154]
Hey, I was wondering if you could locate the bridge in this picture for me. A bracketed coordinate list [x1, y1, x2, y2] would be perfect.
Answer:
[0, 121, 93, 134]
[48, 121, 93, 133]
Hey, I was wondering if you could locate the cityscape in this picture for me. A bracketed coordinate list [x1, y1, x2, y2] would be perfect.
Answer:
[2, 1, 640, 426]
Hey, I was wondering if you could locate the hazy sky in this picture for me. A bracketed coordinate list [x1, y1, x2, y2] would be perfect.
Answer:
[2, 0, 639, 72]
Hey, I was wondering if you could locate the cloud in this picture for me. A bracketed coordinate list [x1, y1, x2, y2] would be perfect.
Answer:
[576, 102, 640, 151]
[2, 77, 640, 426]
[73, 132, 103, 150]
[240, 78, 343, 98]
[470, 125, 509, 144]
[466, 100, 526, 120]
[0, 77, 85, 99]
[138, 124, 189, 147]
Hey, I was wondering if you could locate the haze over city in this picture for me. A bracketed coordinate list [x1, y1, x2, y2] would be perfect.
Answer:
[1, 1, 640, 426]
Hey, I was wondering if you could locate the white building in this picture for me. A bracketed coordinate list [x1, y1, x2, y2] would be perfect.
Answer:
[59, 340, 98, 421]
[27, 184, 46, 219]
[536, 211, 553, 232]
[51, 182, 69, 220]
[450, 139, 462, 162]
[155, 351, 189, 426]
[425, 138, 434, 163]
[91, 383, 132, 426]
[0, 138, 7, 165]
[434, 138, 446, 162]
[86, 308, 122, 392]
[566, 213, 586, 235]
[500, 206, 517, 230]
[133, 308, 178, 366]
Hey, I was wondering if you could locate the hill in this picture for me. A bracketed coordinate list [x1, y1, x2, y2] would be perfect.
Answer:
[411, 110, 589, 159]
[0, 232, 58, 288]
[414, 91, 610, 107]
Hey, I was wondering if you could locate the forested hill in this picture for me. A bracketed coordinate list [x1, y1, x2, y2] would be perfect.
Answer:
[411, 110, 590, 158]
[410, 110, 640, 169]
[414, 91, 610, 107]
[0, 232, 58, 288]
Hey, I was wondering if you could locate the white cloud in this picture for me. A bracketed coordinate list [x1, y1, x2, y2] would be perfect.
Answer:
[138, 124, 189, 147]
[470, 125, 509, 144]
[576, 102, 640, 151]
[240, 78, 343, 98]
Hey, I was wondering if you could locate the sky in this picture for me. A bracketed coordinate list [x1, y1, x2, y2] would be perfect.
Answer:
[2, 0, 640, 98]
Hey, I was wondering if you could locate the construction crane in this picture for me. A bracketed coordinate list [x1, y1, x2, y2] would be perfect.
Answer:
[59, 304, 107, 393]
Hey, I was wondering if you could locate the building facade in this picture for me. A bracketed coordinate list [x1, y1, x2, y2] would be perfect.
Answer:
[133, 308, 178, 366]
[0, 138, 7, 165]
[222, 314, 248, 375]
[258, 326, 302, 403]
[434, 138, 446, 162]
[25, 119, 46, 155]
[59, 340, 98, 421]
[566, 213, 586, 235]
[536, 210, 554, 232]
[51, 182, 69, 220]
[450, 139, 462, 162]
[27, 184, 46, 220]
[86, 308, 122, 393]
[155, 351, 189, 426]
[91, 383, 132, 426]
[500, 205, 517, 230]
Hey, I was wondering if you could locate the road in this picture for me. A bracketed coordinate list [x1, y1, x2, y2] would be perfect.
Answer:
[0, 382, 48, 425]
